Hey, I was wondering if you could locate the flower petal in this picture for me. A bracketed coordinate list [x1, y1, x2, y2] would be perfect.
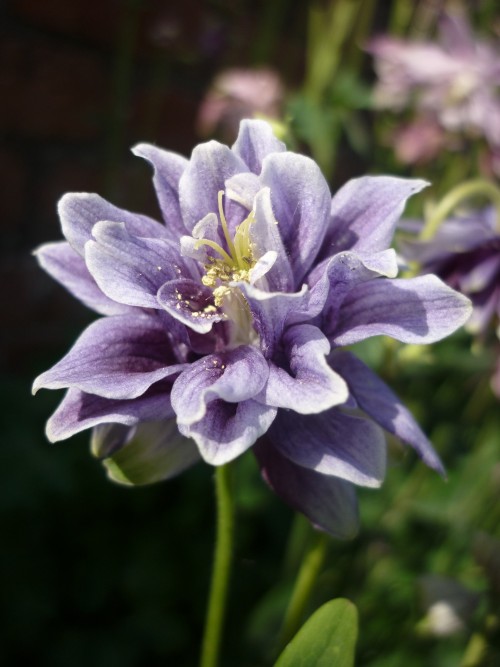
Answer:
[254, 439, 359, 538]
[33, 313, 186, 399]
[332, 275, 473, 345]
[268, 408, 387, 487]
[260, 151, 331, 284]
[178, 399, 277, 465]
[179, 140, 248, 232]
[85, 221, 184, 308]
[251, 187, 293, 291]
[260, 324, 348, 413]
[34, 241, 131, 315]
[295, 249, 399, 325]
[323, 176, 428, 255]
[237, 282, 309, 357]
[58, 192, 168, 256]
[157, 278, 224, 333]
[171, 345, 269, 426]
[91, 419, 200, 485]
[46, 384, 173, 442]
[232, 119, 286, 174]
[330, 350, 445, 474]
[132, 143, 188, 236]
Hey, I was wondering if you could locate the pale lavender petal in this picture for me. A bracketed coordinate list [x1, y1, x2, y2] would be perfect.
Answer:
[268, 409, 386, 487]
[232, 119, 286, 174]
[132, 143, 188, 236]
[298, 249, 399, 326]
[332, 275, 472, 345]
[91, 419, 201, 485]
[254, 439, 359, 538]
[249, 250, 278, 284]
[330, 350, 445, 474]
[259, 324, 348, 413]
[58, 192, 168, 256]
[237, 282, 309, 357]
[85, 221, 184, 308]
[323, 176, 428, 255]
[46, 385, 173, 443]
[171, 345, 269, 426]
[33, 314, 186, 399]
[179, 140, 248, 232]
[225, 172, 261, 209]
[251, 187, 293, 291]
[34, 241, 131, 316]
[260, 151, 331, 284]
[178, 399, 277, 465]
[157, 278, 224, 333]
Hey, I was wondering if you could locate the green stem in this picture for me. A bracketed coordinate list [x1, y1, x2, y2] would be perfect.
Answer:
[199, 465, 235, 667]
[277, 529, 329, 651]
[420, 179, 500, 241]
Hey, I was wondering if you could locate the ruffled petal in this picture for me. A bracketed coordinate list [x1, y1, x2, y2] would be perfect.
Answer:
[34, 241, 131, 315]
[178, 399, 277, 465]
[260, 151, 331, 285]
[58, 192, 168, 256]
[259, 324, 348, 413]
[332, 275, 473, 345]
[268, 409, 387, 487]
[46, 384, 173, 442]
[132, 143, 188, 236]
[295, 249, 399, 326]
[157, 278, 224, 333]
[91, 419, 200, 485]
[330, 350, 445, 474]
[232, 119, 286, 174]
[254, 439, 359, 538]
[85, 221, 184, 308]
[179, 140, 248, 232]
[33, 313, 186, 399]
[250, 187, 293, 291]
[171, 345, 269, 426]
[237, 282, 310, 357]
[323, 176, 428, 255]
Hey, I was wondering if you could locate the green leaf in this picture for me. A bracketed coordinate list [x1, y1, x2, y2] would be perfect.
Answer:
[274, 598, 358, 667]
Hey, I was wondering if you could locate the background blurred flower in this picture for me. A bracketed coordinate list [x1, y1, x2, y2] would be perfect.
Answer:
[400, 206, 500, 337]
[368, 13, 500, 169]
[33, 120, 471, 537]
[197, 68, 285, 142]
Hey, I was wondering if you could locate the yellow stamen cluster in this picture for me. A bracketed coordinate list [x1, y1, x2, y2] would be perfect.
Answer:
[196, 191, 256, 307]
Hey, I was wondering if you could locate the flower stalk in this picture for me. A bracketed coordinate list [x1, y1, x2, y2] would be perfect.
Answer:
[276, 529, 329, 653]
[199, 464, 235, 667]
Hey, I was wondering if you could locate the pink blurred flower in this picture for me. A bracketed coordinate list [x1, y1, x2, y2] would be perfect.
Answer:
[197, 68, 285, 142]
[369, 13, 500, 165]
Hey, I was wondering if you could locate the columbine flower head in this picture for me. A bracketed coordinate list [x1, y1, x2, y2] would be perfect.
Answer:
[33, 120, 471, 537]
[368, 13, 500, 167]
[400, 206, 500, 338]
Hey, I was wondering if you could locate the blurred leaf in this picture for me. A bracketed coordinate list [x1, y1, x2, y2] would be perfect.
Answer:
[328, 70, 372, 110]
[274, 598, 358, 667]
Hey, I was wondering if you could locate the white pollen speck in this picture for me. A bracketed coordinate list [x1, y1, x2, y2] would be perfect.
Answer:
[157, 266, 162, 271]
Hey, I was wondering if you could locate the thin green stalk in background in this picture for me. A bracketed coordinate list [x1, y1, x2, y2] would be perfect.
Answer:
[276, 529, 329, 653]
[199, 465, 235, 667]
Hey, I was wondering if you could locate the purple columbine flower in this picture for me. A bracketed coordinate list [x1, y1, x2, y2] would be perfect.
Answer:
[368, 13, 500, 168]
[33, 120, 471, 537]
[400, 206, 500, 337]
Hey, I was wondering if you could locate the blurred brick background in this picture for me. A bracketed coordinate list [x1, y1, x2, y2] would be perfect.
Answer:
[1, 0, 306, 376]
